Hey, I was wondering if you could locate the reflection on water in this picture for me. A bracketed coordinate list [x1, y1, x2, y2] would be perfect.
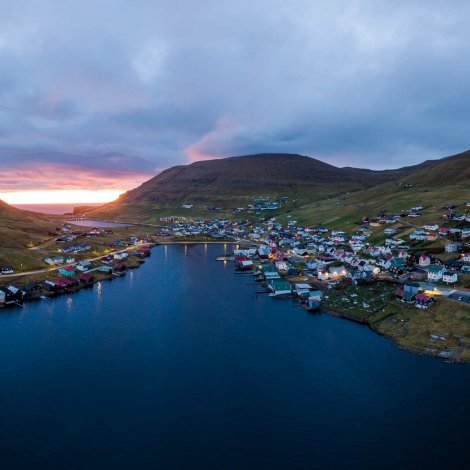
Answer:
[68, 219, 132, 228]
[0, 243, 467, 469]
[96, 282, 102, 303]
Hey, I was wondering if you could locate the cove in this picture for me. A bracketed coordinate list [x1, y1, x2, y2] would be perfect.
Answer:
[0, 243, 468, 469]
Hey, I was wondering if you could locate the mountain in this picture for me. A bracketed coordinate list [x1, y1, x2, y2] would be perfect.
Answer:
[0, 200, 56, 249]
[399, 149, 470, 186]
[88, 153, 402, 219]
[290, 150, 470, 230]
[88, 151, 469, 223]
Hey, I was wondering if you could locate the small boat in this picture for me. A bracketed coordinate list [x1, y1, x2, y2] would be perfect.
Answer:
[39, 295, 50, 301]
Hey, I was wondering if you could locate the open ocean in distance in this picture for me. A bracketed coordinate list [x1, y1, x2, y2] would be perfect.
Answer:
[13, 203, 102, 215]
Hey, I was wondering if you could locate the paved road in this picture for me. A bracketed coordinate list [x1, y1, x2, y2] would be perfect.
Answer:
[0, 245, 149, 279]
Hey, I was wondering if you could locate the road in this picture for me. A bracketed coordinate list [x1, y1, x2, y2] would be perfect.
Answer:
[0, 245, 150, 279]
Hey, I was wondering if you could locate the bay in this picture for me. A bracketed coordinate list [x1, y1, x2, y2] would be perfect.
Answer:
[0, 243, 468, 469]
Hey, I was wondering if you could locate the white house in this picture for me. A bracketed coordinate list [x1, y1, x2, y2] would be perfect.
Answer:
[275, 261, 288, 271]
[442, 271, 458, 284]
[114, 251, 129, 261]
[427, 266, 444, 281]
[445, 242, 462, 253]
[418, 255, 431, 267]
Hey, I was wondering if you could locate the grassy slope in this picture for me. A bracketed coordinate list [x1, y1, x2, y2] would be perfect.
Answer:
[88, 151, 470, 224]
[287, 183, 469, 230]
[87, 153, 405, 222]
[0, 201, 62, 269]
[369, 298, 470, 361]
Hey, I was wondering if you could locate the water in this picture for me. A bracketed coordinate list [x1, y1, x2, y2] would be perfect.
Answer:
[0, 244, 468, 469]
[14, 203, 102, 215]
[67, 219, 132, 228]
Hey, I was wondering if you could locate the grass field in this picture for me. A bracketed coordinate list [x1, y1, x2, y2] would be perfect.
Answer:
[369, 298, 470, 361]
[288, 183, 469, 231]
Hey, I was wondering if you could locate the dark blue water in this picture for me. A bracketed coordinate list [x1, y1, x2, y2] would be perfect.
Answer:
[0, 244, 469, 469]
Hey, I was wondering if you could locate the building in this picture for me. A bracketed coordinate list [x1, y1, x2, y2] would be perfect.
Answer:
[445, 242, 462, 253]
[427, 266, 444, 281]
[442, 271, 458, 284]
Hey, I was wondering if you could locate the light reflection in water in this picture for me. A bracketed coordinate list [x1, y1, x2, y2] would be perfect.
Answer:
[129, 271, 134, 288]
[96, 282, 102, 303]
[66, 296, 73, 313]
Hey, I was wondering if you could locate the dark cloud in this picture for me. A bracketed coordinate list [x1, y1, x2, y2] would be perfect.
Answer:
[0, 0, 469, 191]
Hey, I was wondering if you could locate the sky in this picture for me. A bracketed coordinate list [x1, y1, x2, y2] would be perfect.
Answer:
[0, 0, 469, 203]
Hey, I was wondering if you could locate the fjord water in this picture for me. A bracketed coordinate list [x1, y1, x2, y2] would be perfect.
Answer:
[0, 244, 469, 469]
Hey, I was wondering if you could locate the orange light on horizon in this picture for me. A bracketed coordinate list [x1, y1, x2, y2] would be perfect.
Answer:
[0, 189, 124, 205]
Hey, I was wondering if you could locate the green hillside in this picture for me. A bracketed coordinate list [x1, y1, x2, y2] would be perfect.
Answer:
[87, 150, 469, 224]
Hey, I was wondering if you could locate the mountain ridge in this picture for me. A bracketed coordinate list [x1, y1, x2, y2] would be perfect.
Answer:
[81, 149, 469, 222]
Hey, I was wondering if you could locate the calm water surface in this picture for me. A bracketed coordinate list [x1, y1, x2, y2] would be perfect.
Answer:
[67, 219, 132, 228]
[0, 244, 469, 469]
[14, 203, 102, 215]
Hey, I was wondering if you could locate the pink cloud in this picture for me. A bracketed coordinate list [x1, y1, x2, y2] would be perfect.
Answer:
[184, 117, 233, 163]
[0, 162, 151, 193]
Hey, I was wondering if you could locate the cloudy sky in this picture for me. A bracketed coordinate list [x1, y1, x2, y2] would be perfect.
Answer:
[0, 0, 469, 201]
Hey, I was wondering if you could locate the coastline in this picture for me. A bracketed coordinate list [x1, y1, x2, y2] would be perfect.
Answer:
[2, 239, 469, 363]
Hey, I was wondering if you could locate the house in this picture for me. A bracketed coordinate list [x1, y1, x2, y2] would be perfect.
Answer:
[78, 273, 94, 285]
[113, 263, 127, 274]
[384, 228, 397, 235]
[0, 286, 23, 305]
[462, 253, 470, 263]
[113, 251, 129, 261]
[293, 283, 313, 297]
[427, 266, 444, 281]
[0, 264, 14, 274]
[389, 257, 406, 275]
[445, 242, 462, 253]
[275, 261, 288, 271]
[415, 293, 435, 309]
[418, 255, 431, 267]
[444, 259, 463, 271]
[45, 256, 64, 266]
[21, 282, 43, 300]
[76, 260, 93, 271]
[404, 282, 421, 301]
[261, 265, 280, 280]
[442, 271, 458, 284]
[268, 279, 292, 297]
[98, 266, 113, 274]
[58, 266, 76, 277]
[236, 259, 254, 271]
[399, 287, 420, 303]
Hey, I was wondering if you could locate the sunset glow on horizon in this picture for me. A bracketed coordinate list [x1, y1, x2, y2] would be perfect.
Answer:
[0, 189, 124, 205]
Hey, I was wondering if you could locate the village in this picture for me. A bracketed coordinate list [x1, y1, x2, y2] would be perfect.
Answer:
[0, 197, 469, 360]
[160, 197, 470, 361]
[0, 221, 156, 307]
